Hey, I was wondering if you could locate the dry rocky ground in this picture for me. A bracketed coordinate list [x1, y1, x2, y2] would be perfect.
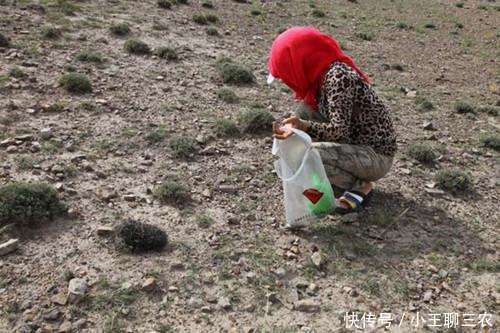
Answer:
[0, 0, 499, 332]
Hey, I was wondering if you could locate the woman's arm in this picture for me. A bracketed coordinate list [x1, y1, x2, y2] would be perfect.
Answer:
[303, 70, 355, 142]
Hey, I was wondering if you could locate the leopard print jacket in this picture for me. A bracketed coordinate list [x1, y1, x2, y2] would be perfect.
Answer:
[304, 62, 397, 157]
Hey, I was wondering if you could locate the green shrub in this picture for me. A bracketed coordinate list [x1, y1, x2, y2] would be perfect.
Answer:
[145, 125, 167, 143]
[157, 0, 172, 9]
[395, 21, 408, 29]
[215, 119, 239, 137]
[9, 66, 26, 78]
[206, 27, 219, 36]
[251, 9, 261, 16]
[216, 57, 255, 85]
[424, 22, 437, 29]
[193, 13, 208, 25]
[415, 96, 434, 111]
[59, 73, 92, 94]
[117, 220, 168, 252]
[42, 26, 61, 39]
[0, 182, 66, 225]
[124, 39, 151, 55]
[109, 22, 131, 36]
[153, 181, 190, 205]
[154, 47, 178, 60]
[311, 8, 325, 17]
[57, 0, 79, 15]
[455, 2, 464, 8]
[435, 169, 472, 192]
[201, 0, 213, 8]
[206, 13, 219, 23]
[169, 136, 197, 158]
[0, 33, 10, 47]
[477, 106, 498, 117]
[480, 133, 500, 151]
[76, 50, 105, 63]
[238, 108, 274, 133]
[356, 31, 374, 41]
[454, 101, 475, 114]
[217, 87, 239, 103]
[407, 143, 438, 163]
[196, 214, 213, 228]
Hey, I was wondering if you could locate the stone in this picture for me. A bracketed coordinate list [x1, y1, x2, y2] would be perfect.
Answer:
[170, 261, 185, 270]
[0, 138, 16, 147]
[67, 278, 88, 304]
[43, 308, 62, 321]
[15, 134, 33, 141]
[423, 290, 433, 302]
[142, 277, 157, 292]
[168, 286, 178, 292]
[0, 239, 19, 256]
[200, 306, 212, 313]
[96, 188, 117, 202]
[50, 293, 67, 306]
[6, 146, 17, 153]
[422, 121, 435, 130]
[216, 185, 239, 194]
[123, 195, 137, 202]
[96, 226, 114, 236]
[293, 299, 320, 313]
[218, 297, 231, 310]
[245, 272, 256, 283]
[40, 128, 53, 140]
[310, 252, 323, 268]
[58, 321, 72, 333]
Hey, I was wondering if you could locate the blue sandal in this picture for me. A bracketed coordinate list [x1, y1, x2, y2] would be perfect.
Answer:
[334, 190, 372, 215]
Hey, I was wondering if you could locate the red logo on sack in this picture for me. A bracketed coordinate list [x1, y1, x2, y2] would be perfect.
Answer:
[303, 188, 323, 204]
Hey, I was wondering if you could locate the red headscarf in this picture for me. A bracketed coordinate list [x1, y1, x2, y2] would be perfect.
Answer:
[268, 27, 370, 110]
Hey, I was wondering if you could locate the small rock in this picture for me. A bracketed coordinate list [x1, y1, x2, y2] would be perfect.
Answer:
[406, 90, 417, 98]
[341, 213, 358, 223]
[58, 321, 72, 333]
[218, 297, 231, 310]
[200, 306, 212, 313]
[15, 134, 33, 141]
[142, 277, 157, 292]
[310, 252, 323, 268]
[67, 278, 88, 304]
[201, 189, 211, 198]
[170, 261, 185, 270]
[96, 226, 114, 236]
[43, 308, 62, 321]
[0, 138, 16, 147]
[245, 272, 256, 283]
[428, 264, 438, 273]
[6, 146, 17, 153]
[168, 286, 178, 292]
[423, 290, 433, 302]
[40, 128, 53, 140]
[123, 194, 137, 202]
[422, 121, 435, 131]
[50, 293, 67, 306]
[274, 268, 286, 279]
[307, 283, 318, 294]
[217, 184, 239, 194]
[293, 299, 320, 313]
[0, 239, 19, 256]
[227, 216, 239, 225]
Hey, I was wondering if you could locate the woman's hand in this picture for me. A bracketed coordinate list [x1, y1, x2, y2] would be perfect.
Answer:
[272, 116, 309, 140]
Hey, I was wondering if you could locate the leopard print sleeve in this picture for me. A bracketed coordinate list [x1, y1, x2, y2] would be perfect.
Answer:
[304, 67, 355, 142]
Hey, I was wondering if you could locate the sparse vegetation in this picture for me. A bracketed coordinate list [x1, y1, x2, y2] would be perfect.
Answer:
[196, 214, 213, 228]
[238, 108, 274, 133]
[201, 0, 213, 8]
[395, 21, 408, 29]
[59, 73, 92, 94]
[206, 27, 219, 36]
[145, 125, 167, 143]
[42, 26, 61, 39]
[435, 169, 472, 192]
[109, 22, 131, 36]
[153, 180, 190, 205]
[216, 57, 255, 85]
[157, 0, 172, 9]
[59, 72, 93, 94]
[480, 133, 500, 151]
[356, 31, 374, 41]
[155, 46, 178, 60]
[215, 118, 240, 137]
[424, 22, 437, 29]
[8, 66, 26, 79]
[456, 2, 464, 8]
[311, 8, 325, 17]
[193, 13, 208, 25]
[454, 101, 475, 114]
[169, 136, 197, 158]
[415, 96, 434, 111]
[407, 143, 438, 164]
[124, 39, 151, 55]
[217, 87, 239, 103]
[0, 32, 9, 47]
[0, 182, 66, 225]
[477, 105, 498, 117]
[76, 50, 105, 63]
[117, 220, 168, 252]
[251, 8, 261, 16]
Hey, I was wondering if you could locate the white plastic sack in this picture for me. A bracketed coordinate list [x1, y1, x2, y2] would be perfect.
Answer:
[272, 128, 335, 228]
